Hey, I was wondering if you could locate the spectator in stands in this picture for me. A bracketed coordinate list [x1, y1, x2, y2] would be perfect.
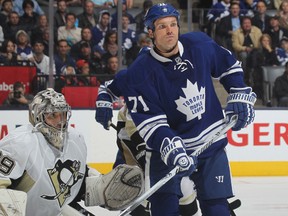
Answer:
[216, 2, 241, 52]
[91, 45, 105, 73]
[277, 0, 288, 30]
[2, 81, 33, 108]
[249, 34, 280, 98]
[104, 55, 118, 74]
[238, 0, 257, 16]
[15, 29, 33, 60]
[276, 37, 288, 65]
[252, 0, 271, 33]
[274, 61, 288, 106]
[0, 0, 13, 24]
[114, 0, 133, 9]
[91, 10, 110, 49]
[134, 0, 153, 34]
[76, 59, 99, 86]
[58, 12, 82, 47]
[77, 0, 97, 29]
[19, 0, 39, 35]
[54, 65, 78, 93]
[54, 0, 67, 38]
[4, 11, 25, 41]
[54, 39, 76, 75]
[121, 13, 136, 56]
[207, 0, 231, 23]
[205, 0, 231, 36]
[0, 39, 22, 64]
[41, 27, 49, 55]
[13, 0, 44, 16]
[126, 32, 152, 66]
[110, 0, 135, 30]
[232, 16, 262, 85]
[71, 27, 94, 58]
[76, 41, 103, 74]
[265, 15, 288, 49]
[102, 30, 118, 64]
[31, 14, 48, 43]
[256, 34, 280, 66]
[30, 39, 55, 75]
[99, 55, 118, 83]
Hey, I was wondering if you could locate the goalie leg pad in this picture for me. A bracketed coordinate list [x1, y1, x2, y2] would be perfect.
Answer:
[0, 189, 27, 216]
[85, 164, 144, 210]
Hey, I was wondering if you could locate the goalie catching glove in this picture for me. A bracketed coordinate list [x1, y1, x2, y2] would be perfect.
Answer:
[225, 87, 257, 131]
[85, 164, 144, 210]
[95, 85, 113, 130]
[160, 137, 197, 176]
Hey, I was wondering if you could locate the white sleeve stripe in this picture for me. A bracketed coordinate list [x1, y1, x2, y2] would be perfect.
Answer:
[141, 123, 169, 143]
[137, 118, 168, 141]
[137, 114, 167, 131]
[182, 119, 225, 144]
[218, 69, 242, 80]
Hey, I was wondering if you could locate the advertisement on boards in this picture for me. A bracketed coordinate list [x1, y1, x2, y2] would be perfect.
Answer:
[0, 109, 287, 175]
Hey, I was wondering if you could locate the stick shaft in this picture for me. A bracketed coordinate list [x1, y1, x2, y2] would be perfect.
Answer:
[119, 115, 237, 216]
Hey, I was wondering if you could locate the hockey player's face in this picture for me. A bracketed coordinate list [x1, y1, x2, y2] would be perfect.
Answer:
[151, 16, 179, 56]
[44, 112, 68, 130]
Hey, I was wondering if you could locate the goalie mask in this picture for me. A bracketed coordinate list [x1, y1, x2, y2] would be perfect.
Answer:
[29, 88, 71, 150]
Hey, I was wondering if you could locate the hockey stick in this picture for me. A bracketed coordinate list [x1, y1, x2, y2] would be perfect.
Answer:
[119, 115, 238, 216]
[110, 122, 117, 130]
[229, 199, 241, 216]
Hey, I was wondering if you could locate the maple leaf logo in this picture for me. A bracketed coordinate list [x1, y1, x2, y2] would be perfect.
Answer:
[175, 80, 205, 121]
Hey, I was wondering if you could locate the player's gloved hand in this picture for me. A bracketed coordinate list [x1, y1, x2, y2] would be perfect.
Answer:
[225, 87, 257, 131]
[95, 89, 113, 130]
[160, 137, 197, 176]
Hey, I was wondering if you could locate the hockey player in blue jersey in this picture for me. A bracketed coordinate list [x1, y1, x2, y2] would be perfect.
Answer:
[95, 3, 256, 216]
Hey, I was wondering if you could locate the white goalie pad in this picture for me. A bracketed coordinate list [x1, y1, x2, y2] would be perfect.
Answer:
[0, 188, 27, 216]
[85, 164, 144, 210]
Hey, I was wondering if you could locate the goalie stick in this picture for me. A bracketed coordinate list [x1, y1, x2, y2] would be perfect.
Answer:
[118, 115, 238, 216]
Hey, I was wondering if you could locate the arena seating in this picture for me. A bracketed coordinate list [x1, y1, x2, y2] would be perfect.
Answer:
[261, 66, 285, 106]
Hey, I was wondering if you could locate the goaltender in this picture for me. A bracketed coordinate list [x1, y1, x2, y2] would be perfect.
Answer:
[0, 88, 143, 216]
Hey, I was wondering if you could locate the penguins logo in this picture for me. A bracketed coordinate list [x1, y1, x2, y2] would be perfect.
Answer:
[41, 159, 84, 207]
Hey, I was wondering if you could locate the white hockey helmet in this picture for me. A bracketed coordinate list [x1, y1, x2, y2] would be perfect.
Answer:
[29, 88, 71, 150]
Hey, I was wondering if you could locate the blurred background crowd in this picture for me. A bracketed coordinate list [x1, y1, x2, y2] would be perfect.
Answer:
[0, 0, 288, 108]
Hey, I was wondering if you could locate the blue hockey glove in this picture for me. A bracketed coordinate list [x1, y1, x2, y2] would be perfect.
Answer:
[160, 137, 197, 176]
[225, 87, 257, 131]
[95, 91, 113, 130]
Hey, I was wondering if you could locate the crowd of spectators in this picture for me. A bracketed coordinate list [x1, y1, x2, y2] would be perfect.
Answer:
[200, 0, 288, 106]
[0, 0, 153, 105]
[1, 0, 288, 107]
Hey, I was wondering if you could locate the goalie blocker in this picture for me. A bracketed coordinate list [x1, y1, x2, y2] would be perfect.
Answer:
[85, 164, 144, 210]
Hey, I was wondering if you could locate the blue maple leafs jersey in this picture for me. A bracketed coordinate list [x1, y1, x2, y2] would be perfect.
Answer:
[108, 32, 246, 157]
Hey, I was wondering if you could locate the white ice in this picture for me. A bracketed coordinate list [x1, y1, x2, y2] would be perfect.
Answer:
[81, 176, 288, 216]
